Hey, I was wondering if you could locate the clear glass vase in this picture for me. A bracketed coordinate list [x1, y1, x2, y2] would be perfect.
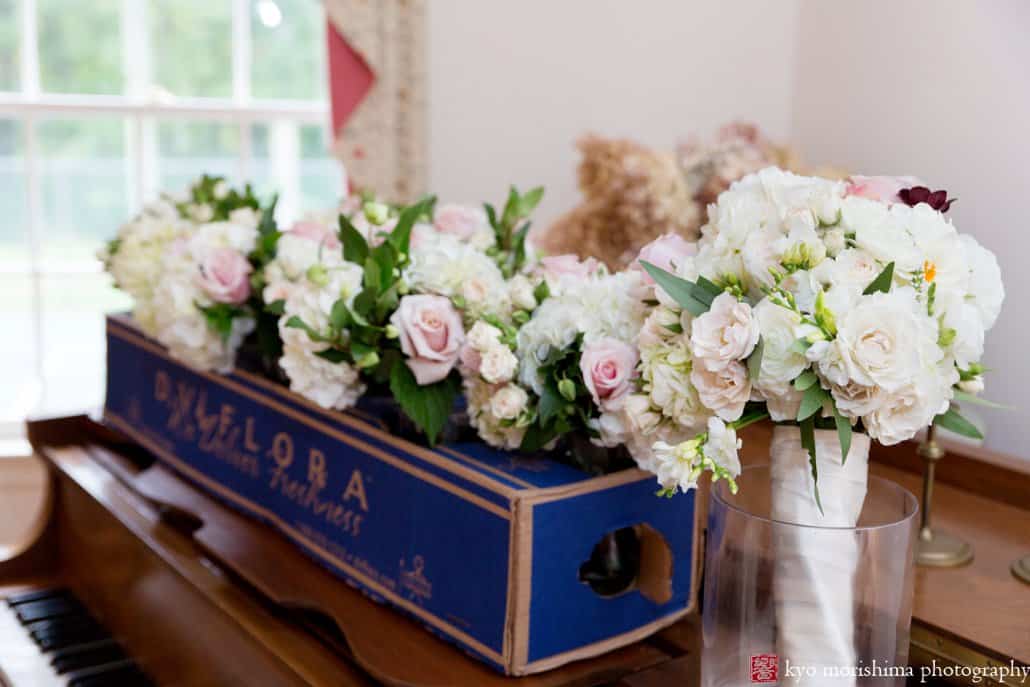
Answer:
[702, 452, 918, 686]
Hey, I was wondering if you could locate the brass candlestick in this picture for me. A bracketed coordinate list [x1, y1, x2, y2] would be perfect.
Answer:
[915, 425, 974, 567]
[1013, 556, 1030, 585]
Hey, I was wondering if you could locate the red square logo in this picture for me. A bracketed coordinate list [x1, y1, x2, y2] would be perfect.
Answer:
[750, 654, 778, 683]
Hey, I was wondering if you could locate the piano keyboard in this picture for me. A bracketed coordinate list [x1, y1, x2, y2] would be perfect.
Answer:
[0, 588, 152, 687]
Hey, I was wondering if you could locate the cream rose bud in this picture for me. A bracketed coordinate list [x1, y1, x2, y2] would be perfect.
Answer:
[390, 294, 465, 385]
[490, 384, 529, 421]
[508, 274, 538, 311]
[197, 247, 252, 304]
[690, 360, 751, 422]
[579, 337, 639, 412]
[480, 345, 518, 384]
[690, 293, 760, 371]
[634, 233, 697, 284]
[957, 376, 984, 395]
[467, 320, 502, 351]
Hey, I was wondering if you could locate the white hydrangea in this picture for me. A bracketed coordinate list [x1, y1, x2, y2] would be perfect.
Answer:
[463, 376, 526, 450]
[404, 233, 509, 320]
[101, 199, 191, 336]
[516, 271, 646, 394]
[277, 261, 366, 410]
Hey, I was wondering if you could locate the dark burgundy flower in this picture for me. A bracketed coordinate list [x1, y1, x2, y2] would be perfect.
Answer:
[898, 186, 956, 212]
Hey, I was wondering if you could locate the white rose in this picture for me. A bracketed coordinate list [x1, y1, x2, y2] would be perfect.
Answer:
[844, 197, 922, 275]
[508, 274, 538, 311]
[832, 288, 939, 393]
[959, 234, 1004, 331]
[752, 298, 808, 398]
[228, 206, 261, 229]
[490, 384, 529, 421]
[690, 292, 760, 371]
[865, 371, 951, 446]
[467, 320, 502, 351]
[690, 359, 751, 422]
[480, 345, 518, 384]
[462, 276, 490, 309]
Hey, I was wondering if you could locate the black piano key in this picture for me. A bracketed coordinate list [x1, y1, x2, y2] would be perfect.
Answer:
[5, 587, 71, 607]
[52, 641, 127, 675]
[14, 596, 85, 623]
[67, 659, 150, 687]
[33, 619, 110, 652]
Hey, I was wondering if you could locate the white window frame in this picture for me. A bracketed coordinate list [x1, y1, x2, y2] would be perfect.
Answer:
[0, 0, 334, 436]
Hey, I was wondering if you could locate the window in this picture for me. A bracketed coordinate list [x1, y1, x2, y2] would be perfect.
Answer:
[0, 0, 342, 439]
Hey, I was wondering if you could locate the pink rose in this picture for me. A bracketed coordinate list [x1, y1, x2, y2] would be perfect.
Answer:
[390, 295, 465, 385]
[538, 254, 600, 282]
[459, 344, 483, 375]
[634, 233, 696, 284]
[289, 220, 340, 249]
[580, 337, 639, 412]
[844, 175, 920, 203]
[433, 204, 489, 240]
[198, 247, 252, 304]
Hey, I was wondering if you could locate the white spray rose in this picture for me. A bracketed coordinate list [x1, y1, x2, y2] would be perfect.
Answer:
[480, 345, 518, 384]
[490, 384, 529, 421]
[690, 292, 760, 371]
[689, 360, 751, 422]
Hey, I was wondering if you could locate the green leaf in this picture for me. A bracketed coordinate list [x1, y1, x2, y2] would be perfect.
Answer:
[639, 261, 709, 316]
[797, 383, 829, 421]
[799, 416, 824, 514]
[371, 241, 397, 289]
[539, 380, 564, 425]
[389, 362, 459, 446]
[264, 298, 285, 315]
[285, 315, 329, 343]
[363, 256, 382, 294]
[519, 421, 560, 453]
[951, 390, 1009, 410]
[518, 186, 545, 216]
[483, 203, 498, 230]
[329, 299, 351, 331]
[339, 215, 369, 265]
[315, 348, 350, 364]
[197, 302, 246, 342]
[863, 261, 895, 295]
[747, 338, 764, 381]
[533, 279, 550, 305]
[832, 404, 852, 464]
[933, 406, 984, 440]
[258, 194, 279, 237]
[793, 370, 819, 391]
[388, 195, 436, 254]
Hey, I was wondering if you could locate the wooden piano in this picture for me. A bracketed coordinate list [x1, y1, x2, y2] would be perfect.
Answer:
[2, 415, 1027, 686]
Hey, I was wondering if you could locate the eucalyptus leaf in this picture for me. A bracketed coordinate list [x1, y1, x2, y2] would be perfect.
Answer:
[933, 406, 984, 440]
[952, 390, 1010, 410]
[747, 337, 764, 381]
[863, 261, 895, 295]
[797, 383, 829, 421]
[639, 261, 709, 316]
[793, 370, 819, 391]
[832, 404, 852, 464]
[799, 416, 824, 514]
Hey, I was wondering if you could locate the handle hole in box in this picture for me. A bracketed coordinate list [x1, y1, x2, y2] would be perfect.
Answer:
[578, 524, 673, 603]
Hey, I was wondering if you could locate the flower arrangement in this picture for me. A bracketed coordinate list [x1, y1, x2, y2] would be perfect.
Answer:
[626, 167, 1003, 500]
[260, 185, 545, 444]
[101, 174, 278, 373]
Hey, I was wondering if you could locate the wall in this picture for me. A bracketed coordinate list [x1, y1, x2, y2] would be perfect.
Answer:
[426, 0, 801, 224]
[791, 0, 1030, 460]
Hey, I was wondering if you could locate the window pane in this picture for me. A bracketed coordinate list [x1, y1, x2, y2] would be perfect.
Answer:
[157, 120, 239, 193]
[298, 124, 342, 210]
[251, 122, 340, 223]
[0, 274, 38, 423]
[0, 0, 18, 91]
[151, 0, 232, 98]
[0, 119, 26, 267]
[38, 0, 122, 94]
[39, 272, 130, 416]
[38, 118, 128, 264]
[251, 0, 326, 101]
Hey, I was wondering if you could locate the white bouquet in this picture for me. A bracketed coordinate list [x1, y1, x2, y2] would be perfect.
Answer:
[631, 167, 1003, 686]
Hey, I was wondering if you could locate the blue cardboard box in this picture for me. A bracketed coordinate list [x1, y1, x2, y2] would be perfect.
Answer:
[102, 315, 700, 675]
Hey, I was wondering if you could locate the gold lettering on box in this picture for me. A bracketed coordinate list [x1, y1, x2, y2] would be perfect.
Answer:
[343, 470, 369, 513]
